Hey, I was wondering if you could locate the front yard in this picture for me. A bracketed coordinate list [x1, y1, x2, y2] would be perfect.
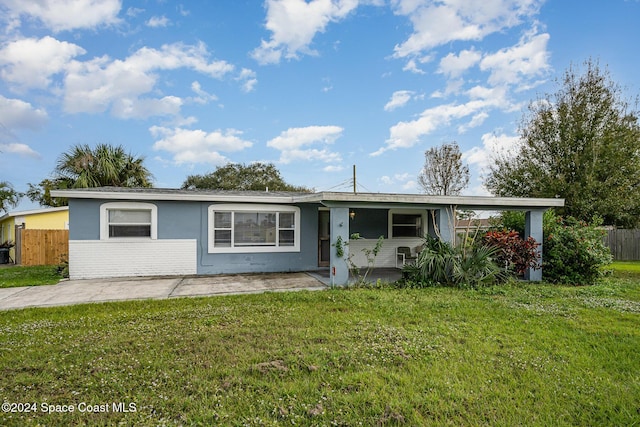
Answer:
[0, 265, 63, 288]
[1, 269, 639, 426]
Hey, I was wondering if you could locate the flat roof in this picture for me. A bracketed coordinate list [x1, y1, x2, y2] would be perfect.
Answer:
[0, 206, 69, 221]
[51, 187, 564, 210]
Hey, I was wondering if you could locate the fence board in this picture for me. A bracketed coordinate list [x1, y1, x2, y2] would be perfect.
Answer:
[603, 229, 640, 261]
[19, 229, 69, 266]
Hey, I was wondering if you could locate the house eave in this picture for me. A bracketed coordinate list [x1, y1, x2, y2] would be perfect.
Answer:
[50, 189, 299, 204]
[0, 206, 69, 221]
[50, 188, 564, 210]
[294, 191, 564, 210]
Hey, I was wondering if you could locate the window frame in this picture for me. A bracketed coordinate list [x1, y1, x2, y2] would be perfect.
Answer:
[388, 209, 426, 239]
[208, 204, 300, 253]
[100, 202, 158, 240]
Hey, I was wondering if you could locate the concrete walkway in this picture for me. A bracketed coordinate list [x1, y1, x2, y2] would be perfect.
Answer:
[0, 272, 327, 311]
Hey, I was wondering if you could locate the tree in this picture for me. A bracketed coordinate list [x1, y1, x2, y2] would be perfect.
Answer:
[26, 179, 69, 207]
[182, 162, 312, 192]
[485, 59, 640, 227]
[418, 142, 469, 195]
[0, 181, 21, 214]
[28, 144, 153, 206]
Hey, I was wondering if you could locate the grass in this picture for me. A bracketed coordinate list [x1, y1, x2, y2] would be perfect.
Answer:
[610, 261, 640, 279]
[0, 265, 63, 288]
[1, 278, 639, 426]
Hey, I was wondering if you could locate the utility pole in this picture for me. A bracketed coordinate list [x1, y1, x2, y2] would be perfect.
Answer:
[353, 164, 356, 194]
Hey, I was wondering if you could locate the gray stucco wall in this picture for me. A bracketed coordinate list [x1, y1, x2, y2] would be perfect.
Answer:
[69, 199, 100, 240]
[68, 199, 321, 275]
[198, 203, 320, 274]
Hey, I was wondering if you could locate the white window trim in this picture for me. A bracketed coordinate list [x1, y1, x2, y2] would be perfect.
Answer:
[388, 209, 427, 239]
[208, 204, 300, 253]
[100, 202, 158, 240]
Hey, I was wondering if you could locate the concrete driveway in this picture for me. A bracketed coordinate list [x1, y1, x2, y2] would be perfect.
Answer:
[0, 272, 327, 311]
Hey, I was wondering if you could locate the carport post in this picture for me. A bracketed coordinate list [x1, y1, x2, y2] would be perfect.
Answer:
[330, 207, 350, 286]
[525, 210, 544, 281]
[431, 207, 455, 244]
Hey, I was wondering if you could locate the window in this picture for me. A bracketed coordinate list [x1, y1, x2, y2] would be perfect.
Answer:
[208, 204, 300, 253]
[100, 202, 157, 240]
[389, 211, 425, 238]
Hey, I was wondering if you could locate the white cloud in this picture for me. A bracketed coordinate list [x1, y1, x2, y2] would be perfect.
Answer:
[384, 90, 414, 111]
[191, 81, 218, 104]
[463, 132, 520, 169]
[150, 126, 253, 165]
[480, 29, 550, 87]
[323, 165, 344, 172]
[251, 0, 360, 65]
[63, 42, 234, 117]
[146, 15, 170, 28]
[438, 49, 482, 78]
[431, 78, 465, 98]
[0, 36, 248, 120]
[267, 125, 343, 164]
[372, 103, 475, 155]
[0, 142, 40, 158]
[0, 95, 48, 130]
[111, 96, 183, 119]
[457, 111, 489, 133]
[0, 0, 122, 32]
[392, 0, 543, 58]
[126, 7, 144, 17]
[0, 36, 86, 89]
[379, 173, 416, 191]
[373, 90, 511, 156]
[236, 68, 258, 92]
[402, 58, 425, 74]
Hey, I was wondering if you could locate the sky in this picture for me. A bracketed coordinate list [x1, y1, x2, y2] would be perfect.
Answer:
[1, 0, 639, 211]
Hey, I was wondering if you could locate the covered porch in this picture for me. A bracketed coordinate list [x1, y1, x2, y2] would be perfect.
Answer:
[301, 192, 564, 286]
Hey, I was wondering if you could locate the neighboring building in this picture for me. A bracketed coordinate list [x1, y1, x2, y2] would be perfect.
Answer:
[51, 187, 563, 283]
[0, 206, 69, 262]
[455, 218, 492, 235]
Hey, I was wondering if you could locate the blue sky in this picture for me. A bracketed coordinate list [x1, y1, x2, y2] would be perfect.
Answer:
[1, 0, 639, 210]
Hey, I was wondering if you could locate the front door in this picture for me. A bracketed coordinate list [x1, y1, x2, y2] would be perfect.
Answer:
[318, 210, 330, 266]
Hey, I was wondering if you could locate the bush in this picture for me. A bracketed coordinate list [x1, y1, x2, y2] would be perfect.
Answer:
[483, 230, 540, 277]
[543, 215, 612, 285]
[400, 236, 507, 289]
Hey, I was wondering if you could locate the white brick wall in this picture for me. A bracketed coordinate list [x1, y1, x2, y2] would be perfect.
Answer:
[348, 238, 423, 268]
[69, 240, 197, 279]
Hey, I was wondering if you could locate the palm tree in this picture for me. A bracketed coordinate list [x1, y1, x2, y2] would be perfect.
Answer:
[0, 181, 21, 214]
[55, 144, 153, 188]
[27, 144, 153, 206]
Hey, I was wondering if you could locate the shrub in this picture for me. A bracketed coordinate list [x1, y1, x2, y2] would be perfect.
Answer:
[543, 215, 612, 285]
[483, 230, 540, 277]
[400, 236, 506, 289]
[490, 211, 526, 236]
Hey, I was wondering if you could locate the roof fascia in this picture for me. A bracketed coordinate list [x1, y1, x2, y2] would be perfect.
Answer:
[49, 189, 297, 204]
[295, 191, 564, 210]
[50, 189, 564, 210]
[0, 206, 69, 219]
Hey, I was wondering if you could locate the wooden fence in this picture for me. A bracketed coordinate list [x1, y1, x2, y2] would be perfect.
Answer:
[17, 229, 69, 266]
[602, 229, 640, 261]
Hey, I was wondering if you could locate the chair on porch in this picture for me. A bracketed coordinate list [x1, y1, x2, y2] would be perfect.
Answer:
[396, 246, 418, 268]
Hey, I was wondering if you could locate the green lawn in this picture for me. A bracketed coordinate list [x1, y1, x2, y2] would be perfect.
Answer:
[610, 261, 640, 279]
[0, 265, 63, 288]
[1, 279, 639, 426]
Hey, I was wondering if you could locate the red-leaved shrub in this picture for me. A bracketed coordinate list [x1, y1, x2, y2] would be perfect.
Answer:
[483, 230, 540, 276]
